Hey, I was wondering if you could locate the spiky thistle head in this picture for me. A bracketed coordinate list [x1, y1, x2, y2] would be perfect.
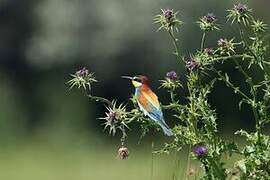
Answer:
[100, 101, 129, 135]
[227, 3, 252, 25]
[154, 8, 183, 32]
[197, 13, 219, 31]
[160, 71, 182, 90]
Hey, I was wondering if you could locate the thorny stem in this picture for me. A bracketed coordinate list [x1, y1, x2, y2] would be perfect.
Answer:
[211, 54, 252, 63]
[120, 124, 127, 146]
[200, 32, 206, 51]
[87, 95, 113, 107]
[233, 59, 261, 144]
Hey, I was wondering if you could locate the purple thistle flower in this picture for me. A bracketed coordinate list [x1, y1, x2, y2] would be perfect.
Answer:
[204, 48, 214, 56]
[234, 3, 248, 14]
[203, 13, 216, 23]
[217, 38, 226, 47]
[76, 67, 89, 77]
[186, 58, 199, 72]
[163, 9, 173, 20]
[166, 71, 178, 80]
[193, 144, 208, 157]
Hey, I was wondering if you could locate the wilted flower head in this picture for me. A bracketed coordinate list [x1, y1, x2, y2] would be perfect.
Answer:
[186, 57, 200, 72]
[163, 9, 173, 20]
[193, 144, 208, 157]
[203, 13, 216, 23]
[204, 48, 214, 56]
[234, 3, 248, 14]
[68, 67, 97, 90]
[118, 147, 129, 160]
[166, 70, 178, 80]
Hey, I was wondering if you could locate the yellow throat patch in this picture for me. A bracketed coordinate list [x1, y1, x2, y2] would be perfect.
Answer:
[132, 80, 142, 88]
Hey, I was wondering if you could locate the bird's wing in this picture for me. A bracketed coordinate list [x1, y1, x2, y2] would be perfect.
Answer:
[140, 88, 161, 110]
[137, 88, 164, 122]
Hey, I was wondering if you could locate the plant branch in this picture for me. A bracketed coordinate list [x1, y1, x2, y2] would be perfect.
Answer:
[200, 32, 206, 51]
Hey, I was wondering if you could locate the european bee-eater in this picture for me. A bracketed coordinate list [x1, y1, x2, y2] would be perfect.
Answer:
[122, 75, 173, 136]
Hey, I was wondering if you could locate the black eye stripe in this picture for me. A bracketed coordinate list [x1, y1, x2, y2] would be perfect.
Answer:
[133, 78, 142, 82]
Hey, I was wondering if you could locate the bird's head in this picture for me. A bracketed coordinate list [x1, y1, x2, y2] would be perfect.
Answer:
[121, 75, 149, 88]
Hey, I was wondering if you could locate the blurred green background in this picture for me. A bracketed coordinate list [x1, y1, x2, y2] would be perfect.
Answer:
[0, 0, 269, 179]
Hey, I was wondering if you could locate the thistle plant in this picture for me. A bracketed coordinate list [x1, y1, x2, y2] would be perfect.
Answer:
[67, 2, 270, 179]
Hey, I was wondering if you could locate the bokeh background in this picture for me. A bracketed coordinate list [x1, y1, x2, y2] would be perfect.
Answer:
[0, 0, 269, 179]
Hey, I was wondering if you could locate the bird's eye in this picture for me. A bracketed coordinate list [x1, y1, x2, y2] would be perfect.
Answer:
[134, 77, 142, 83]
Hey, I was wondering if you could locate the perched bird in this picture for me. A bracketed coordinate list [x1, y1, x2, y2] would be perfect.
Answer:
[122, 75, 173, 136]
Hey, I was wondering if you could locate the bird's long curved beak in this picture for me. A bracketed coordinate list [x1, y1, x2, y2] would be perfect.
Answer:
[121, 76, 133, 80]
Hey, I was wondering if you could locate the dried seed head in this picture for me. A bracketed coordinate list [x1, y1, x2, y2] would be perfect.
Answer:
[188, 168, 196, 176]
[118, 147, 129, 160]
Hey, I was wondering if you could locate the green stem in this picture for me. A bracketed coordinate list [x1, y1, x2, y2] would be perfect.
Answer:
[151, 141, 154, 180]
[200, 32, 206, 51]
[170, 90, 176, 103]
[168, 29, 183, 63]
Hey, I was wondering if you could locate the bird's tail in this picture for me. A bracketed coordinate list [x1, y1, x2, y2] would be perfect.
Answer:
[159, 122, 174, 136]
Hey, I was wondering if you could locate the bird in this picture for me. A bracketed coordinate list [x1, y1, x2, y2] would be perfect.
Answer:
[122, 75, 173, 136]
